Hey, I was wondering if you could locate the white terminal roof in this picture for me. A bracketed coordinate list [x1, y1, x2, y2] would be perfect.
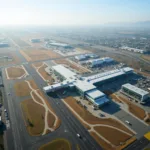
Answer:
[85, 67, 133, 84]
[74, 80, 96, 92]
[43, 80, 74, 92]
[86, 89, 105, 99]
[122, 83, 149, 96]
[52, 65, 76, 79]
[50, 42, 68, 47]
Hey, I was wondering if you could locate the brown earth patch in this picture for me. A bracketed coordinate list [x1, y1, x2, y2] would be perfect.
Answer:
[20, 50, 61, 62]
[64, 96, 133, 134]
[6, 66, 25, 79]
[94, 126, 131, 146]
[21, 99, 45, 136]
[90, 131, 115, 150]
[111, 94, 146, 120]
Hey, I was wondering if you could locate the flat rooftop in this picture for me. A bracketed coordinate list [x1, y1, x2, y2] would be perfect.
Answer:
[74, 80, 96, 92]
[85, 67, 133, 84]
[86, 89, 105, 99]
[52, 64, 76, 79]
[122, 83, 149, 96]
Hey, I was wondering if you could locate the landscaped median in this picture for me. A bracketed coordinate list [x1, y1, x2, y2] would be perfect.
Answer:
[15, 80, 61, 136]
[32, 62, 55, 84]
[39, 138, 71, 150]
[63, 96, 136, 150]
[5, 65, 28, 79]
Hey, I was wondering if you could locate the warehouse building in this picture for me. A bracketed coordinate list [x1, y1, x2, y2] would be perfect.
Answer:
[75, 53, 99, 61]
[43, 64, 133, 107]
[0, 43, 9, 48]
[88, 57, 114, 67]
[121, 83, 149, 103]
[30, 38, 41, 43]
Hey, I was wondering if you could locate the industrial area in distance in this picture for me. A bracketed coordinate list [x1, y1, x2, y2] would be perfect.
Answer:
[0, 27, 150, 150]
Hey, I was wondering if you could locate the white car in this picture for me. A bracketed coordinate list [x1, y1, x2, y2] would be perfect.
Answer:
[77, 133, 81, 138]
[125, 120, 132, 125]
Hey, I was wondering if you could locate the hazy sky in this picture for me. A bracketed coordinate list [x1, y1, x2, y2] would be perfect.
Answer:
[0, 0, 150, 26]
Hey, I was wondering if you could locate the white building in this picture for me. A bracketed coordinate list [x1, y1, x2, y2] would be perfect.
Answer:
[43, 64, 134, 107]
[121, 83, 149, 103]
[88, 57, 114, 67]
[121, 46, 146, 54]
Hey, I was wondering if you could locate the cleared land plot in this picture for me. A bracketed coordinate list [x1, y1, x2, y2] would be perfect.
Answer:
[111, 94, 146, 120]
[94, 126, 131, 146]
[0, 53, 20, 66]
[54, 59, 90, 74]
[39, 138, 71, 150]
[6, 65, 27, 79]
[64, 96, 133, 134]
[20, 50, 61, 62]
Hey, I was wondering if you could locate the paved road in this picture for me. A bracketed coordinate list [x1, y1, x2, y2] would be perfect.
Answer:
[24, 63, 102, 150]
[114, 110, 150, 139]
[124, 136, 150, 150]
[2, 58, 102, 150]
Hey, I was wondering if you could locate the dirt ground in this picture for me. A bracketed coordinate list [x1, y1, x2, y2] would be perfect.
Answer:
[90, 131, 115, 150]
[39, 138, 71, 150]
[0, 53, 20, 66]
[142, 55, 150, 61]
[94, 126, 131, 146]
[38, 64, 54, 84]
[14, 80, 38, 97]
[64, 96, 133, 134]
[20, 50, 61, 62]
[6, 66, 26, 79]
[9, 35, 30, 47]
[111, 94, 146, 120]
[54, 59, 89, 74]
[32, 62, 43, 68]
[21, 99, 45, 136]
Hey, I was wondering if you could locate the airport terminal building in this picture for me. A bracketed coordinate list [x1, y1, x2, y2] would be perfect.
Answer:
[121, 83, 149, 103]
[43, 64, 133, 107]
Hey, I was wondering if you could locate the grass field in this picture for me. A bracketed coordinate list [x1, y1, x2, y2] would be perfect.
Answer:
[17, 80, 61, 136]
[94, 126, 131, 146]
[6, 66, 26, 79]
[14, 80, 38, 97]
[39, 138, 71, 150]
[90, 131, 115, 150]
[38, 64, 54, 84]
[142, 55, 150, 61]
[111, 94, 146, 120]
[0, 53, 20, 66]
[64, 96, 134, 149]
[20, 49, 61, 62]
[21, 99, 45, 136]
[54, 59, 90, 74]
[64, 96, 133, 134]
